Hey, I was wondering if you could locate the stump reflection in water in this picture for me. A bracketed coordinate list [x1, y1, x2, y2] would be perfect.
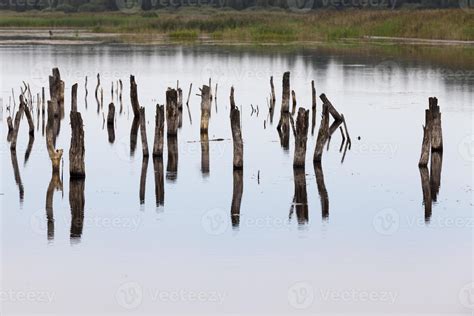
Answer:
[291, 168, 308, 225]
[46, 170, 63, 241]
[314, 161, 329, 220]
[130, 117, 139, 158]
[231, 169, 243, 228]
[153, 157, 164, 207]
[430, 152, 442, 202]
[139, 156, 149, 204]
[166, 136, 178, 181]
[69, 178, 85, 243]
[277, 113, 291, 150]
[419, 166, 432, 223]
[201, 132, 210, 176]
[10, 149, 24, 203]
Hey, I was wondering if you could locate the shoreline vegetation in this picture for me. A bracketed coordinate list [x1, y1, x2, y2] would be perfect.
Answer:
[0, 9, 473, 43]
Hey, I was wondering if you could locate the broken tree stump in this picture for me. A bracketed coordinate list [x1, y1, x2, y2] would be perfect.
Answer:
[293, 107, 310, 168]
[69, 111, 85, 178]
[10, 100, 24, 150]
[313, 103, 330, 162]
[291, 90, 297, 115]
[418, 109, 431, 167]
[21, 95, 34, 136]
[320, 93, 342, 122]
[166, 88, 179, 137]
[200, 85, 211, 133]
[153, 104, 165, 157]
[130, 75, 140, 119]
[281, 72, 290, 114]
[230, 87, 243, 169]
[71, 83, 78, 112]
[429, 97, 443, 152]
[139, 107, 149, 157]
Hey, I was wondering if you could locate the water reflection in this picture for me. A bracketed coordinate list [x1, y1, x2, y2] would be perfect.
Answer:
[166, 136, 178, 181]
[231, 169, 243, 228]
[69, 179, 85, 244]
[45, 169, 63, 241]
[139, 156, 149, 204]
[290, 168, 308, 225]
[419, 166, 432, 222]
[10, 149, 24, 204]
[153, 157, 164, 206]
[430, 152, 442, 202]
[200, 132, 210, 176]
[277, 113, 291, 150]
[24, 135, 34, 165]
[314, 161, 329, 221]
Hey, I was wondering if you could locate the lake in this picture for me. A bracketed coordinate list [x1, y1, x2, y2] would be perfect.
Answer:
[1, 43, 473, 314]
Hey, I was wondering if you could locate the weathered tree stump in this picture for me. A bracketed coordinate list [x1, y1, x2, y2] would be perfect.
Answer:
[418, 109, 431, 167]
[177, 87, 183, 128]
[153, 156, 164, 206]
[269, 76, 276, 122]
[231, 169, 243, 228]
[293, 107, 309, 168]
[9, 101, 24, 150]
[71, 83, 78, 112]
[200, 85, 211, 133]
[49, 68, 64, 116]
[69, 111, 85, 178]
[95, 73, 100, 102]
[7, 116, 13, 141]
[130, 75, 140, 119]
[230, 87, 243, 169]
[153, 104, 165, 157]
[166, 88, 179, 137]
[313, 103, 330, 162]
[320, 93, 342, 122]
[280, 71, 290, 114]
[291, 90, 297, 115]
[139, 107, 149, 157]
[130, 117, 139, 157]
[21, 95, 34, 136]
[277, 72, 291, 143]
[429, 97, 443, 152]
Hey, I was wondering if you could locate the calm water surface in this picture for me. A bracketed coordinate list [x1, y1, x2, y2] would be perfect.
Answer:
[1, 44, 473, 315]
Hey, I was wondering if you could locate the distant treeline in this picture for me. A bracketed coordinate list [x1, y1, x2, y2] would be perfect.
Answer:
[0, 0, 470, 12]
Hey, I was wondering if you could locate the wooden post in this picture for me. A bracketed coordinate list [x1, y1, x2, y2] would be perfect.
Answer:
[69, 111, 85, 178]
[418, 109, 431, 167]
[313, 103, 329, 162]
[269, 76, 276, 122]
[166, 88, 179, 137]
[292, 168, 308, 225]
[119, 79, 123, 114]
[7, 116, 13, 141]
[311, 80, 316, 135]
[46, 101, 63, 174]
[139, 107, 149, 157]
[130, 75, 140, 119]
[200, 85, 211, 133]
[153, 104, 165, 157]
[429, 97, 443, 152]
[230, 87, 243, 169]
[95, 73, 100, 102]
[291, 90, 297, 115]
[71, 83, 78, 112]
[293, 107, 309, 168]
[177, 87, 183, 128]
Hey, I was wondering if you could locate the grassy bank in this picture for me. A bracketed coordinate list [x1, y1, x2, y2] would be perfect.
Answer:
[0, 9, 473, 42]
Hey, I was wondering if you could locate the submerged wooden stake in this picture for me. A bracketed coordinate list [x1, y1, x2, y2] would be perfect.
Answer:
[429, 97, 443, 152]
[153, 104, 165, 157]
[293, 108, 310, 168]
[281, 72, 290, 114]
[230, 87, 243, 169]
[71, 83, 78, 112]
